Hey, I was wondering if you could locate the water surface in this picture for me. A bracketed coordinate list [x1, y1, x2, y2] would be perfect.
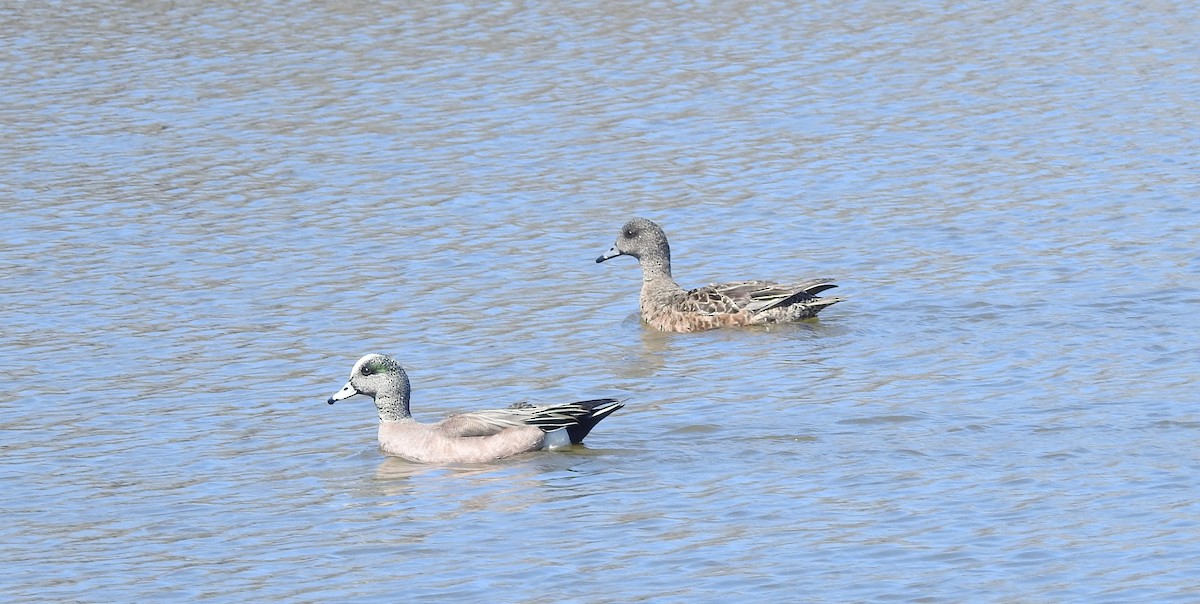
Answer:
[2, 1, 1198, 601]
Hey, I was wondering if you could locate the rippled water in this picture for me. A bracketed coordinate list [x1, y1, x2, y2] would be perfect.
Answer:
[3, 0, 1199, 601]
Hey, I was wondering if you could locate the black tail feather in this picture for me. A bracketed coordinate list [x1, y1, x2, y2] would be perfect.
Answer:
[564, 398, 624, 444]
[774, 281, 838, 308]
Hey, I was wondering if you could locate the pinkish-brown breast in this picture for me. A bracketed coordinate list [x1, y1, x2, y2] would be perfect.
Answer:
[640, 304, 753, 332]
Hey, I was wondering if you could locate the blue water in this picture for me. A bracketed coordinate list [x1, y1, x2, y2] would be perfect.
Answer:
[2, 1, 1198, 601]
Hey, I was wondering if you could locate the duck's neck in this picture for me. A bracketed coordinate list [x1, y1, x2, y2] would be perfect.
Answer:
[637, 252, 684, 315]
[375, 377, 413, 422]
[638, 249, 675, 285]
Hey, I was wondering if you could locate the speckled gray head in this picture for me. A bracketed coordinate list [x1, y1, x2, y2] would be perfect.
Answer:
[327, 353, 413, 421]
[595, 217, 671, 264]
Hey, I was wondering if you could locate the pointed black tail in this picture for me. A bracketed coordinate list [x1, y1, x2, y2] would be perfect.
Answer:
[565, 398, 625, 444]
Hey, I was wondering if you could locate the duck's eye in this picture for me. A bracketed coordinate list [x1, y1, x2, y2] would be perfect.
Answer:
[361, 365, 374, 376]
[623, 227, 637, 238]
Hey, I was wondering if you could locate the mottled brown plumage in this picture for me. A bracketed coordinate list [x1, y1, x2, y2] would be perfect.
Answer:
[597, 218, 843, 332]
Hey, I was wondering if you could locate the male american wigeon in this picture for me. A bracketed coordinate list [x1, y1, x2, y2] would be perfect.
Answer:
[328, 354, 623, 463]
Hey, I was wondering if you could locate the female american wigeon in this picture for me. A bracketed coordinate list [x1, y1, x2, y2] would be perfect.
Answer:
[327, 354, 623, 463]
[596, 218, 843, 332]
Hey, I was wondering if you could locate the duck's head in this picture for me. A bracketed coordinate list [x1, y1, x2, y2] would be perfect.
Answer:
[327, 353, 410, 405]
[596, 217, 670, 264]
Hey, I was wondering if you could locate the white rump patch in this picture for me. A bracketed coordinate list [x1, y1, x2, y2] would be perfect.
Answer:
[542, 428, 572, 449]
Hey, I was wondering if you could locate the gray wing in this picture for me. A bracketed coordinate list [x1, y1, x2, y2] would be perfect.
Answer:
[435, 409, 530, 438]
[435, 401, 612, 438]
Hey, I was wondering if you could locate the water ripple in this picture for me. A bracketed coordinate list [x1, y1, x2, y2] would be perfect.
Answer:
[3, 0, 1199, 601]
